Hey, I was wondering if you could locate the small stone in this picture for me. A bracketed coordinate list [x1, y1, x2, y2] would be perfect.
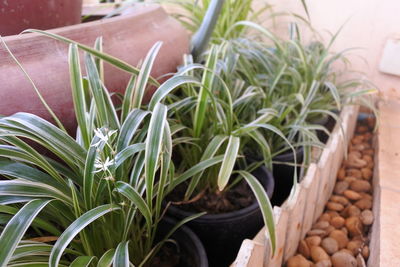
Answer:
[338, 167, 346, 180]
[345, 216, 363, 237]
[354, 198, 372, 210]
[347, 240, 363, 255]
[327, 202, 344, 211]
[346, 169, 362, 179]
[331, 251, 357, 267]
[305, 236, 322, 247]
[356, 253, 366, 267]
[360, 168, 372, 180]
[329, 230, 349, 249]
[360, 210, 373, 225]
[298, 240, 310, 259]
[307, 229, 327, 237]
[331, 216, 345, 229]
[350, 180, 371, 193]
[287, 254, 312, 267]
[330, 195, 349, 206]
[315, 260, 332, 267]
[342, 205, 361, 217]
[319, 213, 331, 222]
[334, 181, 349, 195]
[343, 190, 362, 201]
[313, 220, 330, 230]
[321, 237, 339, 255]
[311, 246, 330, 262]
[362, 246, 369, 259]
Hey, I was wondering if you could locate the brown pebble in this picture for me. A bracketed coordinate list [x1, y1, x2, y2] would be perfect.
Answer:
[363, 149, 374, 156]
[311, 246, 330, 262]
[347, 240, 363, 255]
[345, 177, 357, 184]
[362, 155, 373, 163]
[319, 213, 331, 222]
[360, 168, 372, 180]
[345, 216, 363, 237]
[331, 251, 357, 267]
[346, 169, 362, 179]
[343, 190, 362, 201]
[340, 248, 355, 256]
[354, 198, 372, 210]
[341, 227, 349, 236]
[330, 195, 349, 206]
[329, 230, 349, 249]
[360, 210, 374, 225]
[298, 240, 310, 259]
[307, 229, 327, 237]
[313, 220, 330, 230]
[356, 253, 366, 267]
[359, 192, 372, 200]
[346, 157, 367, 169]
[342, 205, 361, 217]
[325, 225, 336, 234]
[350, 180, 371, 193]
[321, 237, 339, 255]
[338, 168, 346, 180]
[315, 260, 332, 267]
[362, 246, 369, 259]
[327, 211, 341, 218]
[305, 236, 322, 247]
[334, 181, 349, 195]
[327, 202, 344, 211]
[367, 161, 374, 169]
[331, 216, 345, 228]
[287, 254, 312, 267]
[356, 125, 368, 133]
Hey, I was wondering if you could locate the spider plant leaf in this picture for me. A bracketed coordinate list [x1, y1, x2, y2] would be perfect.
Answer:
[131, 42, 162, 109]
[115, 181, 152, 228]
[0, 199, 51, 266]
[145, 103, 167, 206]
[8, 263, 68, 267]
[68, 44, 90, 149]
[94, 36, 104, 82]
[69, 256, 95, 267]
[0, 196, 35, 205]
[22, 29, 159, 86]
[85, 54, 110, 128]
[194, 45, 219, 138]
[83, 136, 101, 210]
[49, 204, 120, 267]
[97, 249, 116, 267]
[121, 76, 136, 122]
[0, 159, 68, 196]
[185, 135, 227, 198]
[169, 155, 225, 191]
[238, 171, 276, 254]
[113, 241, 130, 267]
[324, 81, 341, 110]
[217, 136, 240, 191]
[115, 143, 146, 168]
[117, 109, 150, 152]
[149, 75, 202, 110]
[0, 180, 71, 204]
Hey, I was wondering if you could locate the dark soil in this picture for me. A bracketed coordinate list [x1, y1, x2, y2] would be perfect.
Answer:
[168, 180, 256, 214]
[148, 243, 181, 267]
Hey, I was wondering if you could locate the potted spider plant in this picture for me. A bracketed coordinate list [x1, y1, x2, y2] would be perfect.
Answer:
[0, 0, 83, 36]
[0, 36, 214, 267]
[146, 44, 285, 266]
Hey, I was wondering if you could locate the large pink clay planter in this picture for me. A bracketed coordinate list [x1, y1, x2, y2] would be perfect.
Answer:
[0, 0, 83, 36]
[0, 4, 189, 133]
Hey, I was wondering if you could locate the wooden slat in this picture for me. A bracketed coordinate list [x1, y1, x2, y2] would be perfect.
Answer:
[231, 240, 265, 267]
[313, 145, 333, 222]
[265, 206, 289, 267]
[283, 183, 307, 262]
[300, 163, 319, 238]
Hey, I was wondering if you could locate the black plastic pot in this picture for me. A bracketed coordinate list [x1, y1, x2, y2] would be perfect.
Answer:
[311, 111, 339, 144]
[167, 166, 274, 267]
[154, 217, 208, 267]
[270, 147, 304, 206]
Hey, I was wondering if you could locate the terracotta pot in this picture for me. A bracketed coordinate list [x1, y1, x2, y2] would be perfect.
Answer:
[0, 4, 189, 133]
[0, 0, 83, 36]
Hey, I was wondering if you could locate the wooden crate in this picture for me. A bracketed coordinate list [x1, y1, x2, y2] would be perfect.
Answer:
[232, 105, 360, 266]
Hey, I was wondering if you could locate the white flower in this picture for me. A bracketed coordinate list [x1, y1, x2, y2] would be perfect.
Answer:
[92, 128, 118, 148]
[94, 157, 115, 173]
